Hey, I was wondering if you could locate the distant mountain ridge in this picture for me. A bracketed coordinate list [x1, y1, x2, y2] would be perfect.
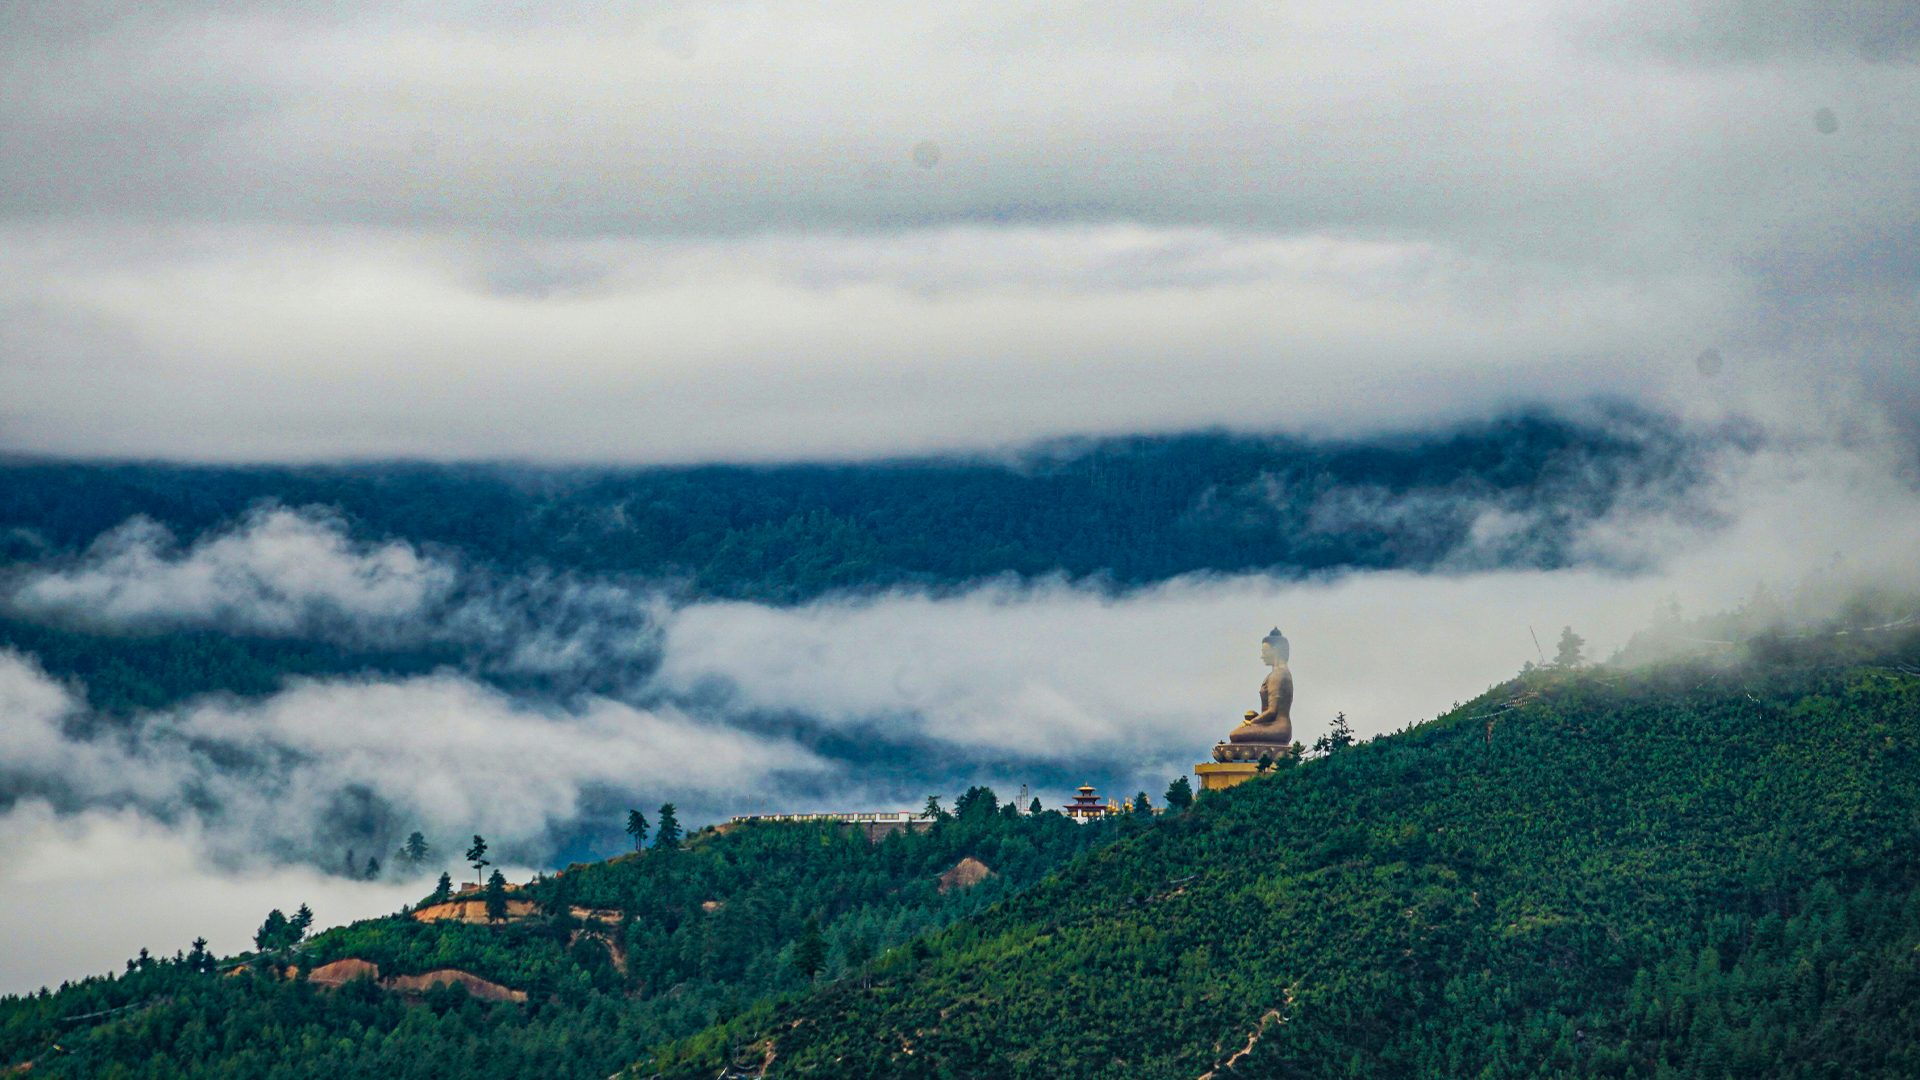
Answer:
[0, 409, 1716, 719]
[1, 410, 1708, 602]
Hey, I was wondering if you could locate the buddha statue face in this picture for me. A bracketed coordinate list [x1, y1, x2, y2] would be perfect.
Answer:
[1261, 640, 1281, 667]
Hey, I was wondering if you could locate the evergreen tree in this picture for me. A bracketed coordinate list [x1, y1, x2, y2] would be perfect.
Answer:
[364, 856, 380, 880]
[342, 848, 357, 877]
[1555, 626, 1586, 667]
[625, 808, 650, 851]
[1165, 775, 1194, 810]
[843, 933, 876, 989]
[186, 936, 211, 974]
[289, 903, 313, 940]
[430, 871, 452, 904]
[402, 831, 429, 866]
[253, 909, 289, 952]
[542, 871, 578, 924]
[653, 804, 682, 850]
[921, 795, 947, 819]
[484, 869, 509, 922]
[954, 786, 999, 819]
[791, 917, 827, 982]
[466, 835, 490, 880]
[1327, 711, 1355, 751]
[1132, 791, 1153, 817]
[1029, 797, 1043, 815]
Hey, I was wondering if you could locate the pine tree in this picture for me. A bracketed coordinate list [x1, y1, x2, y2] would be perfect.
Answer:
[431, 872, 452, 904]
[921, 795, 947, 819]
[364, 856, 380, 880]
[791, 917, 827, 982]
[403, 831, 429, 866]
[187, 936, 212, 974]
[625, 809, 650, 851]
[289, 904, 313, 940]
[1555, 626, 1586, 667]
[1133, 791, 1153, 817]
[1029, 797, 1043, 815]
[843, 933, 876, 989]
[954, 786, 999, 819]
[1165, 775, 1194, 810]
[254, 909, 289, 952]
[484, 869, 509, 922]
[653, 804, 682, 850]
[466, 835, 490, 880]
[1328, 711, 1355, 750]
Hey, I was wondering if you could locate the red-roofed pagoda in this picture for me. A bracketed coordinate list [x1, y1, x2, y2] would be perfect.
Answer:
[1063, 784, 1109, 822]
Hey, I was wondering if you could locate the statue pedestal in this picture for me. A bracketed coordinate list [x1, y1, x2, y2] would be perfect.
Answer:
[1193, 761, 1262, 792]
[1195, 743, 1301, 792]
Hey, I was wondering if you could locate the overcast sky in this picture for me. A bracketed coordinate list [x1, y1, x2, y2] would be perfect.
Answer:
[1, 0, 1915, 459]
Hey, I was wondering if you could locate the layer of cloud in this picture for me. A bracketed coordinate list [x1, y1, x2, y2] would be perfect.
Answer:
[0, 651, 826, 868]
[653, 430, 1920, 765]
[10, 506, 453, 635]
[0, 801, 429, 996]
[1, 0, 1907, 247]
[4, 505, 669, 688]
[0, 222, 1766, 461]
[0, 0, 1912, 459]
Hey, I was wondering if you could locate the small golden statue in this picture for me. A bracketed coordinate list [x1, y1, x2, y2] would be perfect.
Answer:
[1211, 627, 1297, 764]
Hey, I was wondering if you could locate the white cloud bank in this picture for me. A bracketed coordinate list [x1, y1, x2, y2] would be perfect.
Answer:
[657, 435, 1920, 758]
[11, 507, 454, 635]
[0, 802, 427, 997]
[0, 651, 826, 865]
[0, 0, 1913, 459]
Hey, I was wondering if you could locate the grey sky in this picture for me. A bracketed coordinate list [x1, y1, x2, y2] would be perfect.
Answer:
[0, 0, 1914, 459]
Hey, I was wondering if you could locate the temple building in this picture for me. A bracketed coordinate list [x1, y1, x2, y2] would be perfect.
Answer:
[1063, 784, 1112, 822]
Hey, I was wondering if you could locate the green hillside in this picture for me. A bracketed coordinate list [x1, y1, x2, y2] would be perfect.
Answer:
[0, 799, 1133, 1080]
[644, 638, 1920, 1079]
[7, 631, 1919, 1080]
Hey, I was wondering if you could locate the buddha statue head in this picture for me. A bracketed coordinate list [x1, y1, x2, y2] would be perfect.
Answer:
[1260, 627, 1290, 667]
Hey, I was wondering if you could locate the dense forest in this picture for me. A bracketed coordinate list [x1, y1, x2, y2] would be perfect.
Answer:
[5, 626, 1918, 1078]
[1, 411, 1703, 602]
[644, 630, 1920, 1079]
[0, 794, 1139, 1079]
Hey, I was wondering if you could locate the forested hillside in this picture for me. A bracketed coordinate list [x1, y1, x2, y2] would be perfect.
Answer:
[0, 794, 1137, 1079]
[7, 630, 1918, 1079]
[644, 633, 1920, 1079]
[1, 413, 1697, 602]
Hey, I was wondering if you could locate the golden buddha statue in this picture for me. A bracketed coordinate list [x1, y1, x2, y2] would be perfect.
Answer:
[1211, 628, 1296, 763]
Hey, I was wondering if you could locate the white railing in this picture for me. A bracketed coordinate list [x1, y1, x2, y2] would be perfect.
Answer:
[729, 811, 918, 824]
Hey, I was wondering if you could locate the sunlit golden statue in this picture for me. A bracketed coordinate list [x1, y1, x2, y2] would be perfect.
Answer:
[1209, 627, 1297, 765]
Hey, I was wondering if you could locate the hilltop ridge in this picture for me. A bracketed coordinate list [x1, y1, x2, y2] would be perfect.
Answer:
[642, 636, 1920, 1079]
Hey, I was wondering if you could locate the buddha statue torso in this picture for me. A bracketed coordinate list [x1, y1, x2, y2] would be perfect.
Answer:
[1230, 660, 1293, 744]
